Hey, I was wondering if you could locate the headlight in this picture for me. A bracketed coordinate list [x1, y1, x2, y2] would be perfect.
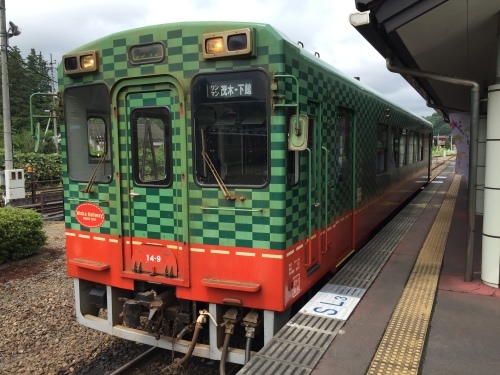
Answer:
[63, 50, 99, 76]
[206, 37, 224, 54]
[80, 54, 96, 70]
[202, 28, 253, 59]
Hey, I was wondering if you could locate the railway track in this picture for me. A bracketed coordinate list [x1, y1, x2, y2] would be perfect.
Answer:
[431, 154, 455, 179]
[19, 199, 64, 219]
[14, 188, 64, 220]
[106, 346, 242, 375]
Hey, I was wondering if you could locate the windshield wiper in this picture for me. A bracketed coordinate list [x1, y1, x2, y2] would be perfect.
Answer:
[81, 151, 106, 193]
[201, 151, 235, 200]
[200, 129, 235, 200]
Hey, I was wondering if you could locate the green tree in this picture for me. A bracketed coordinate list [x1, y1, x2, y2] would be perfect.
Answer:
[3, 47, 31, 133]
[425, 113, 451, 136]
[26, 49, 53, 121]
[26, 49, 51, 94]
[0, 46, 55, 155]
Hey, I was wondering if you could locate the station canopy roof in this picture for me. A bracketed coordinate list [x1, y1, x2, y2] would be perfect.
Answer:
[352, 0, 500, 119]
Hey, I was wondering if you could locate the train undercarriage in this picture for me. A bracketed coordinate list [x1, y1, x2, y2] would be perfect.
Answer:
[75, 278, 292, 366]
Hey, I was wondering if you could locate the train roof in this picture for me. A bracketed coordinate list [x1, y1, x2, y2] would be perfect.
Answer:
[297, 47, 430, 125]
[65, 21, 430, 126]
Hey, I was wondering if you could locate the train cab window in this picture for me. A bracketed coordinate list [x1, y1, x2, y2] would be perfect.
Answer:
[192, 70, 269, 187]
[130, 107, 172, 186]
[337, 110, 351, 182]
[64, 84, 112, 183]
[377, 124, 388, 174]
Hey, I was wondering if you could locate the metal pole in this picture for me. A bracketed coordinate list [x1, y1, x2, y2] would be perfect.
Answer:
[0, 0, 13, 171]
[386, 57, 480, 283]
[50, 54, 58, 152]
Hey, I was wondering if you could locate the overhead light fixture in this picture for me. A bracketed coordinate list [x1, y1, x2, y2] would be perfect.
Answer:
[349, 12, 370, 27]
[8, 21, 21, 38]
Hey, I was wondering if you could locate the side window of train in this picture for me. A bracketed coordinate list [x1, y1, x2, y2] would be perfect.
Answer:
[400, 129, 407, 167]
[130, 107, 172, 186]
[393, 127, 400, 168]
[419, 133, 424, 160]
[408, 131, 416, 163]
[414, 132, 420, 162]
[377, 124, 388, 174]
[336, 110, 351, 183]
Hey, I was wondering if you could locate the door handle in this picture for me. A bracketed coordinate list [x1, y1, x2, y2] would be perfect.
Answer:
[130, 189, 140, 197]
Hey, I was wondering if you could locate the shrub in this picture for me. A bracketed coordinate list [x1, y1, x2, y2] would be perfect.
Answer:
[0, 207, 47, 264]
[14, 152, 62, 181]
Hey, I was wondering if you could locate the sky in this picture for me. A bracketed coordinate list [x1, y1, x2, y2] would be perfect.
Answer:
[5, 0, 435, 117]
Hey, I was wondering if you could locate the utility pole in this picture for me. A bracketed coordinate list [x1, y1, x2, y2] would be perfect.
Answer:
[0, 0, 23, 204]
[1, 0, 13, 171]
[49, 54, 58, 152]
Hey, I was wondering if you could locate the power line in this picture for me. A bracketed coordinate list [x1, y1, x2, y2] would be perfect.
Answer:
[6, 45, 56, 84]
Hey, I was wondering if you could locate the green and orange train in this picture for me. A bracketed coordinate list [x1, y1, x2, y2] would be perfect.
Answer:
[59, 21, 432, 364]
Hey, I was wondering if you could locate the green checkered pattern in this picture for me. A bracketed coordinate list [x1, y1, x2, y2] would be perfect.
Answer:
[61, 148, 119, 236]
[119, 88, 184, 242]
[59, 22, 431, 250]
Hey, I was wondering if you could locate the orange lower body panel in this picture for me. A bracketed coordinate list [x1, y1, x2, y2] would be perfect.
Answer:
[65, 211, 355, 312]
[65, 230, 133, 290]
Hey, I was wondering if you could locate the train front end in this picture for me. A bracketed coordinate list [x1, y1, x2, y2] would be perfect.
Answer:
[59, 23, 303, 365]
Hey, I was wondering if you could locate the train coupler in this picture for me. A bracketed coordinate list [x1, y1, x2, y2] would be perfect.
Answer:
[121, 289, 176, 339]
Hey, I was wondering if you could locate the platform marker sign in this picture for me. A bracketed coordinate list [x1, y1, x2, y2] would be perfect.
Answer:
[299, 290, 361, 320]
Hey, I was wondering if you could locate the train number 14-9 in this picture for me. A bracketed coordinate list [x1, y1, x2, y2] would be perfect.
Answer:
[146, 254, 162, 263]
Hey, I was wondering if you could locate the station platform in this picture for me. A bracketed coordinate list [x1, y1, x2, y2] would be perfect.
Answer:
[239, 161, 500, 375]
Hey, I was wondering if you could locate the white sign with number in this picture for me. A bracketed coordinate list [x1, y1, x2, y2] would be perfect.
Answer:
[299, 291, 361, 320]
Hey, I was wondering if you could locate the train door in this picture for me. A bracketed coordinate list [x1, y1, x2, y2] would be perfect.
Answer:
[116, 79, 190, 287]
[331, 108, 354, 265]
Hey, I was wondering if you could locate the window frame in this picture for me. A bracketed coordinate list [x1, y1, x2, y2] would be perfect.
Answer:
[64, 83, 113, 183]
[336, 108, 352, 182]
[376, 123, 389, 174]
[191, 69, 270, 189]
[130, 106, 172, 187]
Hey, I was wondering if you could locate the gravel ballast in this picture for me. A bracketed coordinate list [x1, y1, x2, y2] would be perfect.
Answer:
[0, 221, 220, 375]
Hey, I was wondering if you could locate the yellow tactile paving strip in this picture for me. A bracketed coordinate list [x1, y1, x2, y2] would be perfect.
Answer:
[366, 174, 461, 375]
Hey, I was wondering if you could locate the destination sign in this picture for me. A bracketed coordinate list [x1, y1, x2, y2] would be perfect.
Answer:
[207, 80, 253, 98]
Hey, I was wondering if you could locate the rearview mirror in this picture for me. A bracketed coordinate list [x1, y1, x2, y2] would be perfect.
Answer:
[288, 114, 308, 151]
